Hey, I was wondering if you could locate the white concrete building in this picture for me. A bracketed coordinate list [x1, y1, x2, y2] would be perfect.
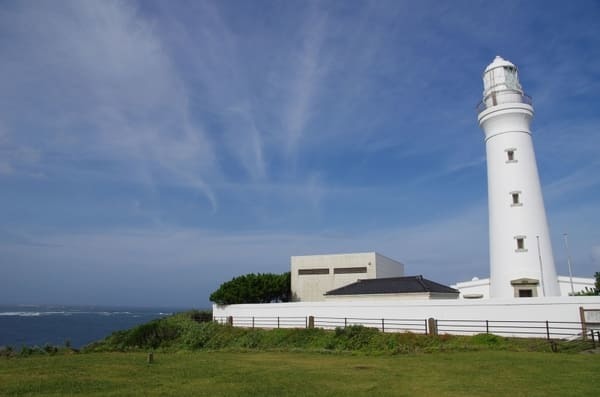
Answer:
[451, 277, 491, 299]
[291, 252, 404, 302]
[452, 275, 596, 299]
[477, 56, 560, 298]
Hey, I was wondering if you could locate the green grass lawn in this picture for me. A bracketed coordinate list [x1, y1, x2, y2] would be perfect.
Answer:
[0, 351, 598, 396]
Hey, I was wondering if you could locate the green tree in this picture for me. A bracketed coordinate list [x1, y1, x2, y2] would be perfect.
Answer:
[209, 272, 291, 305]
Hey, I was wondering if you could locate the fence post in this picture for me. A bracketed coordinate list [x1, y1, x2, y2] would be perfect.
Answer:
[591, 329, 596, 349]
[545, 321, 550, 340]
[579, 306, 587, 340]
[277, 317, 280, 329]
[486, 320, 489, 334]
[252, 317, 255, 328]
[382, 319, 385, 333]
[308, 316, 315, 329]
[344, 317, 347, 328]
[427, 318, 437, 336]
[227, 316, 233, 326]
[424, 319, 428, 335]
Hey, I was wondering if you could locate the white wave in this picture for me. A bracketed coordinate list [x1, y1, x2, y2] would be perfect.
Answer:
[0, 312, 41, 317]
[0, 309, 171, 317]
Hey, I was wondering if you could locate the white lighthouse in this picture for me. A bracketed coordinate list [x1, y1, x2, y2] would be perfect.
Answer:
[477, 56, 560, 298]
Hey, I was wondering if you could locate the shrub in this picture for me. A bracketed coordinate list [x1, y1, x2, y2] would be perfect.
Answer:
[190, 310, 213, 323]
[471, 333, 505, 347]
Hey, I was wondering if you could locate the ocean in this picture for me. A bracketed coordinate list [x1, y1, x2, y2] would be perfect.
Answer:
[0, 304, 190, 348]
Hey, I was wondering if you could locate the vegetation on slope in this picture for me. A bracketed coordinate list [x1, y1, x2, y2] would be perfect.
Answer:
[80, 310, 592, 354]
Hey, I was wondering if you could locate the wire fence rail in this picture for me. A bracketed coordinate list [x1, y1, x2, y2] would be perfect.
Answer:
[212, 315, 600, 342]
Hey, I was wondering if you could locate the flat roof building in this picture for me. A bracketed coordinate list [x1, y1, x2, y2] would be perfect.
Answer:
[291, 252, 404, 302]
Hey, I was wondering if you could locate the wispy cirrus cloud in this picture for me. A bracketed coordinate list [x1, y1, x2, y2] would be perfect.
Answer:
[0, 0, 219, 207]
[282, 7, 328, 159]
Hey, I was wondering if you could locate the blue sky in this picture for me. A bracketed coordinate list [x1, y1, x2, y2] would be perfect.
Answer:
[1, 0, 599, 307]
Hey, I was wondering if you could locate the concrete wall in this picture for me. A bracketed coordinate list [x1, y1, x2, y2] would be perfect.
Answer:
[452, 278, 491, 299]
[290, 252, 404, 302]
[557, 276, 596, 296]
[213, 296, 600, 338]
[452, 276, 595, 299]
[374, 253, 405, 278]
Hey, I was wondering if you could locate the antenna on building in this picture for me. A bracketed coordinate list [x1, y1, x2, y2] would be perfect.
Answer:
[563, 233, 575, 295]
[536, 236, 545, 296]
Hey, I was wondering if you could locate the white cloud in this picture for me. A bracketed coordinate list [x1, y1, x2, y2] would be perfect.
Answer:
[282, 8, 327, 158]
[0, 1, 218, 207]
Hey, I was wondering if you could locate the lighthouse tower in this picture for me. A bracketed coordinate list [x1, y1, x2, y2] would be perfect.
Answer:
[477, 56, 559, 298]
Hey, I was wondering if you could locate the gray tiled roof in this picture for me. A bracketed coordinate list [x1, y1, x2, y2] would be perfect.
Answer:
[324, 275, 459, 295]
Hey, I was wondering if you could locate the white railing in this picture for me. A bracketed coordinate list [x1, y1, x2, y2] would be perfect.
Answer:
[477, 89, 532, 114]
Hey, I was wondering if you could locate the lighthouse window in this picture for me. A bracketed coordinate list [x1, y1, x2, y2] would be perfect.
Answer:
[510, 191, 522, 206]
[514, 236, 527, 252]
[505, 148, 517, 163]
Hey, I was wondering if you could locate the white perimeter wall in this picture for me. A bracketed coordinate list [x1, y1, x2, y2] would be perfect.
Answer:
[452, 278, 491, 299]
[214, 296, 600, 338]
[452, 276, 595, 299]
[557, 276, 595, 296]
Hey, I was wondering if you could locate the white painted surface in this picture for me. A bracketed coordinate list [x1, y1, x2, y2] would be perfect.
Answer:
[374, 253, 406, 278]
[451, 278, 491, 299]
[478, 56, 559, 298]
[213, 296, 600, 337]
[290, 252, 404, 302]
[453, 276, 595, 298]
[557, 276, 596, 296]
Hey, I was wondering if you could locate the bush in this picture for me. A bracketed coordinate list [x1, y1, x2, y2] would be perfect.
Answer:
[471, 333, 505, 347]
[333, 326, 380, 351]
[190, 310, 213, 323]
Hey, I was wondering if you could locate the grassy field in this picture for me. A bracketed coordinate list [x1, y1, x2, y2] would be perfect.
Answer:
[0, 350, 598, 396]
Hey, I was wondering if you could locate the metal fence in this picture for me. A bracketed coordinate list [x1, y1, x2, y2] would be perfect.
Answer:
[435, 319, 584, 339]
[313, 316, 427, 334]
[213, 315, 597, 341]
[214, 315, 308, 329]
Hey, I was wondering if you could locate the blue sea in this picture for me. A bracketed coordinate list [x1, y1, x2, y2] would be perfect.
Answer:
[0, 305, 190, 348]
